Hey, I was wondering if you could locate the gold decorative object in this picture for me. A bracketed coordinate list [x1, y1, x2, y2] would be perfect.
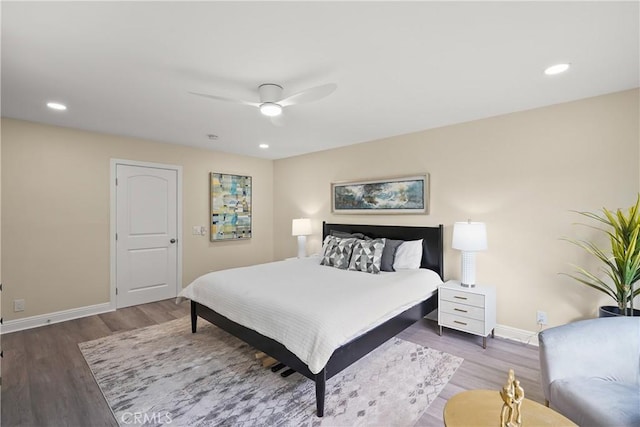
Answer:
[500, 369, 525, 427]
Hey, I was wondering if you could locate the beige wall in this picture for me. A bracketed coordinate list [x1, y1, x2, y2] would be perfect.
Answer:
[273, 89, 640, 332]
[1, 118, 274, 320]
[2, 89, 638, 332]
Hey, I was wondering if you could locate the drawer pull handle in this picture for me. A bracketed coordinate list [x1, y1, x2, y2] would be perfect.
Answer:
[454, 308, 468, 313]
[454, 296, 468, 300]
[454, 320, 468, 326]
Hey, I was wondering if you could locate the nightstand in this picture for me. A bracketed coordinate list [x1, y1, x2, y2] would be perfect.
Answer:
[438, 280, 496, 348]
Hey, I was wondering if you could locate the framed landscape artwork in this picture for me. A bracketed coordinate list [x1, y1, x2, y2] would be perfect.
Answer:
[210, 173, 252, 241]
[332, 174, 429, 214]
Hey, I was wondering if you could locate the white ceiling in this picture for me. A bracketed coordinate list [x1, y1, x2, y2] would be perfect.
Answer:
[2, 1, 639, 160]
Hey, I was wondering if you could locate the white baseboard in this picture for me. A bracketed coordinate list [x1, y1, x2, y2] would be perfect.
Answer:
[495, 324, 541, 347]
[1, 302, 114, 334]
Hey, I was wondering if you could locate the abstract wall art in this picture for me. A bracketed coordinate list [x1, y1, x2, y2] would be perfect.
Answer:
[332, 174, 429, 214]
[210, 173, 252, 241]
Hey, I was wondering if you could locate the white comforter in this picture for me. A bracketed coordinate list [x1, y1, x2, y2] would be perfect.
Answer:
[179, 256, 441, 374]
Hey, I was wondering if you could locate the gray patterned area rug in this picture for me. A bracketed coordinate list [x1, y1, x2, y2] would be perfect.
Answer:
[79, 316, 462, 427]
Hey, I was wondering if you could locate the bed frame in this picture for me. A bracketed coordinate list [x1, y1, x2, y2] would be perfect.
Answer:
[191, 222, 444, 417]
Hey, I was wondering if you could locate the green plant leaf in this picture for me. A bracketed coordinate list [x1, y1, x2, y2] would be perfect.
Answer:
[563, 194, 640, 314]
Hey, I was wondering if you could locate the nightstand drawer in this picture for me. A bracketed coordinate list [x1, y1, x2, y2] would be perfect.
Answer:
[440, 312, 485, 335]
[439, 288, 485, 308]
[439, 300, 485, 321]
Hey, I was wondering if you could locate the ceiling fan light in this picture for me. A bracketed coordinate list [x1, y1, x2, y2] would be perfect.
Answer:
[260, 102, 282, 117]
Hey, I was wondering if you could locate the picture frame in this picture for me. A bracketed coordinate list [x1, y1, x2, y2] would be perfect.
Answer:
[210, 172, 252, 241]
[331, 174, 429, 214]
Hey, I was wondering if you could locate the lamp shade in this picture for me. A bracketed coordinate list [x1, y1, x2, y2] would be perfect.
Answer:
[452, 221, 487, 251]
[292, 218, 312, 236]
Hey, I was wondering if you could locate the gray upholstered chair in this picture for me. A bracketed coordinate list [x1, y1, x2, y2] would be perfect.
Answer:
[538, 317, 640, 427]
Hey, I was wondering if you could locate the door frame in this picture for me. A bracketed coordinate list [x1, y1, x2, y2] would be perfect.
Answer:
[109, 159, 183, 310]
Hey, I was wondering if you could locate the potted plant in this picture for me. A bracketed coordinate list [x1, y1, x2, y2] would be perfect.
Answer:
[564, 196, 640, 316]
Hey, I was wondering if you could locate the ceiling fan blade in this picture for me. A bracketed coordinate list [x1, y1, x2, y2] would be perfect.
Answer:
[188, 91, 260, 107]
[278, 83, 337, 107]
[270, 114, 286, 127]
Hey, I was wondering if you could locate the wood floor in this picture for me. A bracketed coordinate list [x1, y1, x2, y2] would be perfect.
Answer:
[1, 299, 543, 427]
[399, 319, 545, 426]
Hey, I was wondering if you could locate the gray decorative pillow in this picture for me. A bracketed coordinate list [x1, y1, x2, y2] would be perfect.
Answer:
[330, 230, 371, 240]
[321, 237, 356, 269]
[349, 238, 386, 274]
[320, 235, 337, 265]
[321, 235, 335, 255]
[380, 239, 404, 272]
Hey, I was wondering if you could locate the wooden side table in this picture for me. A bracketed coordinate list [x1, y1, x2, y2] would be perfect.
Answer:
[444, 390, 576, 426]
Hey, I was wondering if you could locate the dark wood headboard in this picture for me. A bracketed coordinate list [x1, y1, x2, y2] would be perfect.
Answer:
[322, 222, 444, 279]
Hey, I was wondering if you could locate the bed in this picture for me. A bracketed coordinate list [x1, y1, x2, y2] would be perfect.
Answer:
[181, 222, 444, 417]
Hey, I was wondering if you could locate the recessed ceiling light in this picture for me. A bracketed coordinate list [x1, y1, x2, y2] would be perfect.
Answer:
[259, 143, 269, 149]
[544, 63, 570, 76]
[47, 102, 67, 110]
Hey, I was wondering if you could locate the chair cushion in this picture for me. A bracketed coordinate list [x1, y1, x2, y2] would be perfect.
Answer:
[550, 377, 640, 427]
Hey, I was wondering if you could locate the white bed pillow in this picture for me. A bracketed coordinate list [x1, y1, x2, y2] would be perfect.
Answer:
[392, 239, 423, 270]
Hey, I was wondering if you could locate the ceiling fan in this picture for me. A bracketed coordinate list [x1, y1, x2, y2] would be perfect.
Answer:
[189, 82, 337, 118]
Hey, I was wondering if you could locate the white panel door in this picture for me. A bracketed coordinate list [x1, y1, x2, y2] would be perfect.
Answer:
[116, 165, 178, 308]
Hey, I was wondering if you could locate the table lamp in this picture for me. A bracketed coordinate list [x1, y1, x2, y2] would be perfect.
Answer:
[292, 218, 312, 258]
[452, 221, 487, 287]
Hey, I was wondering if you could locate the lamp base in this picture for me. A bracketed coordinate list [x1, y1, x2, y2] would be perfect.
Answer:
[297, 235, 307, 258]
[460, 251, 477, 287]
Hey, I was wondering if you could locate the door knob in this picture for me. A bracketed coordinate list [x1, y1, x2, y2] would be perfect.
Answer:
[170, 238, 176, 244]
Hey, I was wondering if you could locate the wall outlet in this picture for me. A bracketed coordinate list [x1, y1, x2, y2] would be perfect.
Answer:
[14, 299, 25, 312]
[536, 310, 548, 325]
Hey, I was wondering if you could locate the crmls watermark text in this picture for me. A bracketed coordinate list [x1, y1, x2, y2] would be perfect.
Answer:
[121, 411, 173, 425]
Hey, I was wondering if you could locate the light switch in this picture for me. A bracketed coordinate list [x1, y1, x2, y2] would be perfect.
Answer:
[193, 225, 208, 236]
